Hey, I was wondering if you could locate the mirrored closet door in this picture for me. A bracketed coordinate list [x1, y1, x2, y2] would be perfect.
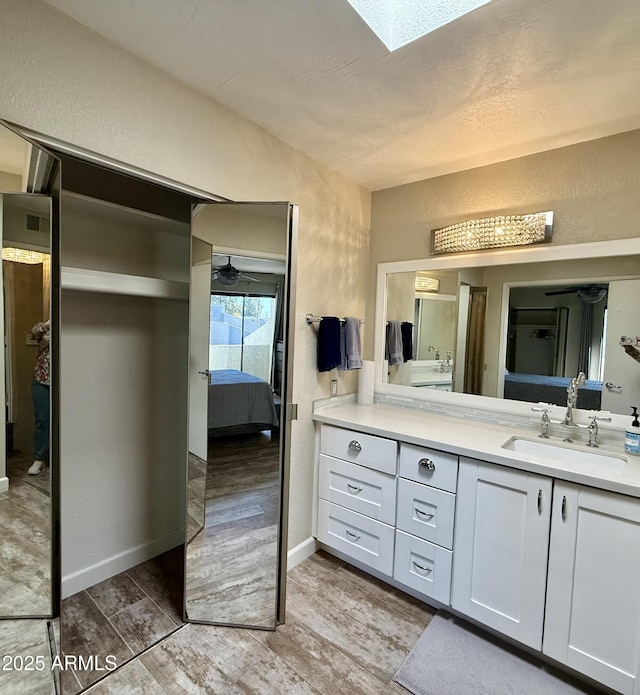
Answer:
[0, 121, 60, 695]
[185, 202, 295, 629]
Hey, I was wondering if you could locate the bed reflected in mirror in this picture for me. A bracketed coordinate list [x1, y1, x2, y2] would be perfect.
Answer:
[185, 203, 291, 628]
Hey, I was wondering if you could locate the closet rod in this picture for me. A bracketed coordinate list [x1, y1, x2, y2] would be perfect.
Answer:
[305, 313, 364, 325]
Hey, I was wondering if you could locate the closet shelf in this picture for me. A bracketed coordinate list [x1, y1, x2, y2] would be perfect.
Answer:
[61, 266, 189, 300]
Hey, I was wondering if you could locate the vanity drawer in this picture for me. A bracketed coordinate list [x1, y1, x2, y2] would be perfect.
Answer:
[318, 454, 396, 525]
[396, 478, 456, 549]
[320, 424, 397, 475]
[398, 443, 458, 492]
[317, 499, 394, 576]
[394, 529, 452, 605]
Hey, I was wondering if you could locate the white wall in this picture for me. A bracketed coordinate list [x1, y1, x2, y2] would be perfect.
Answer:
[0, 0, 370, 562]
[59, 191, 190, 592]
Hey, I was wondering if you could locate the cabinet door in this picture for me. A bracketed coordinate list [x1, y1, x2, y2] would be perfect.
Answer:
[451, 457, 552, 649]
[544, 483, 640, 695]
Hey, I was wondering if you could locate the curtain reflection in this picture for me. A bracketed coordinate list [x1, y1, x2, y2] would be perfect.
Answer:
[464, 288, 487, 395]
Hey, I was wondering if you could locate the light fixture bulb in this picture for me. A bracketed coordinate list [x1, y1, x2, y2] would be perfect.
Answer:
[2, 247, 48, 264]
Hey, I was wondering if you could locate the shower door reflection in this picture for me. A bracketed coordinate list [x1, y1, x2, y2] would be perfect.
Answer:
[185, 203, 294, 629]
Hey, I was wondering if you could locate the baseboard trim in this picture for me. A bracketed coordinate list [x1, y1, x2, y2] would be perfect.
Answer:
[0, 476, 8, 493]
[287, 536, 317, 571]
[62, 527, 185, 598]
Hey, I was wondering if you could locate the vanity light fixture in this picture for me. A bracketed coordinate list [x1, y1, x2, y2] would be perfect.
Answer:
[415, 273, 440, 292]
[2, 247, 48, 264]
[431, 211, 553, 256]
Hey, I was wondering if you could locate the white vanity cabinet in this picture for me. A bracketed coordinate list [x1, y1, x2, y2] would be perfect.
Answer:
[393, 444, 458, 604]
[544, 483, 640, 695]
[453, 458, 640, 694]
[316, 425, 460, 603]
[316, 425, 397, 575]
[451, 457, 552, 649]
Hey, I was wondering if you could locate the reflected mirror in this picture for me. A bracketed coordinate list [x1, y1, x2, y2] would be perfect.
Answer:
[0, 121, 58, 695]
[186, 202, 292, 628]
[0, 122, 58, 620]
[381, 246, 640, 415]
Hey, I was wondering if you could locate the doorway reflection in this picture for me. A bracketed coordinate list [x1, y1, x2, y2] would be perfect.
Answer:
[1, 194, 52, 618]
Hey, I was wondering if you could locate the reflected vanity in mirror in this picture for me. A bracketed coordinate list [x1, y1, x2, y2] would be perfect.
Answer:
[186, 202, 294, 628]
[0, 122, 59, 693]
[377, 239, 640, 415]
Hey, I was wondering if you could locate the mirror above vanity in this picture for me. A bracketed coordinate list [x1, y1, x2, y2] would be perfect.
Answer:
[375, 238, 640, 417]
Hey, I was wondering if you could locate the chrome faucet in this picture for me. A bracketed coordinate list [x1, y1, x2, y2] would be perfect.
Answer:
[439, 350, 453, 373]
[532, 400, 612, 445]
[563, 372, 586, 428]
[587, 416, 599, 448]
[531, 407, 551, 438]
[586, 413, 612, 447]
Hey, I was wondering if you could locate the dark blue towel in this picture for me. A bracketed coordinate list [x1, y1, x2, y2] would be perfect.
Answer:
[401, 322, 414, 362]
[317, 317, 342, 372]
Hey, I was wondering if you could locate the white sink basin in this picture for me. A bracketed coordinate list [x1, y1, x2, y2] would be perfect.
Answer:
[502, 436, 627, 473]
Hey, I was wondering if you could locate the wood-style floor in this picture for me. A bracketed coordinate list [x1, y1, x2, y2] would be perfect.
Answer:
[60, 547, 184, 694]
[85, 550, 434, 694]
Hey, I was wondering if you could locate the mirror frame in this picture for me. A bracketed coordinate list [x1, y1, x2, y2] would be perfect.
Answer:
[374, 237, 640, 426]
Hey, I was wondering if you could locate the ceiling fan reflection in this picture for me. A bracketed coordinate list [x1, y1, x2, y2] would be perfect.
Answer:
[544, 284, 607, 303]
[212, 256, 261, 287]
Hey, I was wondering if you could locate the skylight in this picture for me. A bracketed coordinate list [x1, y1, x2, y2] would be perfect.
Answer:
[346, 0, 492, 51]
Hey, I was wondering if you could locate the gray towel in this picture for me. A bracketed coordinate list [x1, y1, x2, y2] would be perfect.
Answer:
[344, 317, 363, 370]
[386, 321, 403, 365]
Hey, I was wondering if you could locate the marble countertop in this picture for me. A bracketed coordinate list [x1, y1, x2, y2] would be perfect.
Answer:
[312, 403, 640, 499]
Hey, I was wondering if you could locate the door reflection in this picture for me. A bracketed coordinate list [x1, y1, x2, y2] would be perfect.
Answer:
[1, 194, 52, 618]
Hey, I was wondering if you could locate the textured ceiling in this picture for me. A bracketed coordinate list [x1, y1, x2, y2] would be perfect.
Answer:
[43, 0, 640, 190]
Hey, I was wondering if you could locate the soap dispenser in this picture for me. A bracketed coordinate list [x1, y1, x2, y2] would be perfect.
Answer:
[625, 407, 640, 456]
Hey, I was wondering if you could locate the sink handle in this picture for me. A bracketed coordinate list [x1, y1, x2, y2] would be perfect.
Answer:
[531, 407, 551, 439]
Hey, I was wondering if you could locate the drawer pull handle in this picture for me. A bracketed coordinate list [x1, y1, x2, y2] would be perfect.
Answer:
[348, 440, 362, 452]
[415, 508, 435, 520]
[413, 561, 433, 574]
[346, 529, 361, 542]
[419, 458, 436, 471]
[347, 483, 363, 494]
